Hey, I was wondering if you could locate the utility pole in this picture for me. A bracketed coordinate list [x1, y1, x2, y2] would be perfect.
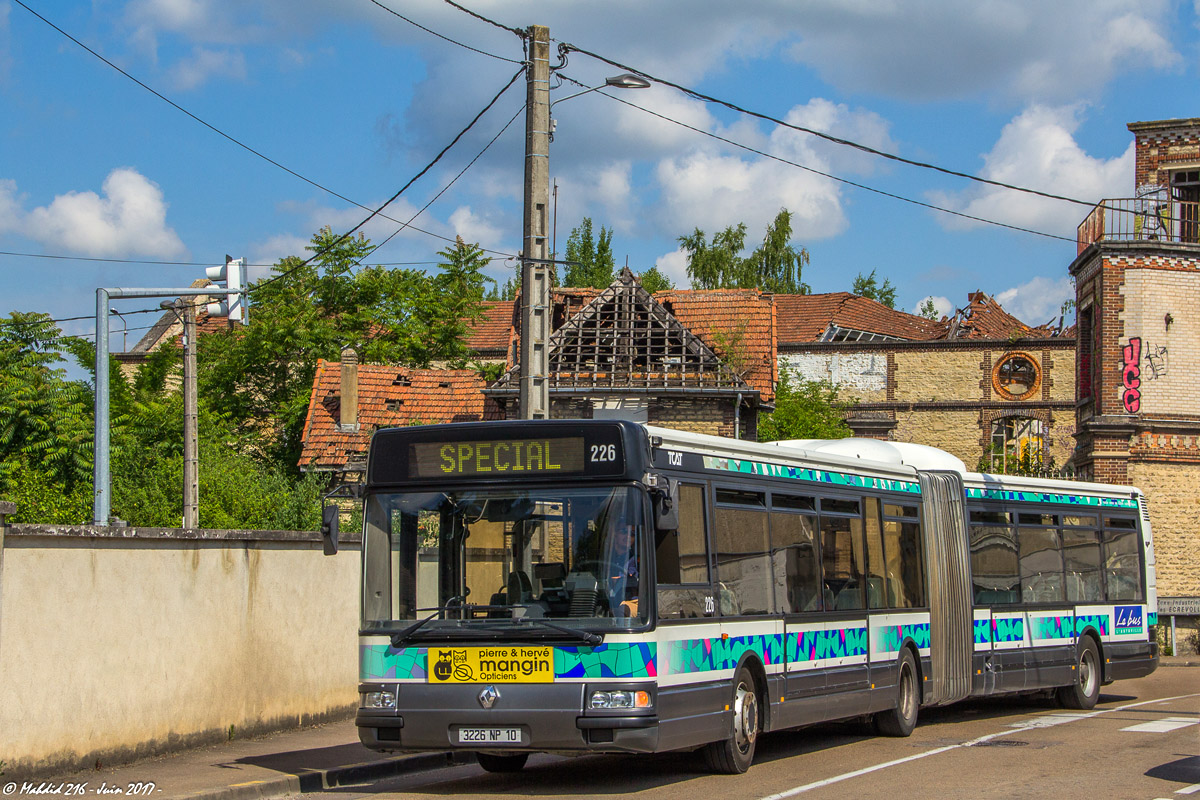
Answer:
[182, 300, 199, 528]
[519, 24, 551, 420]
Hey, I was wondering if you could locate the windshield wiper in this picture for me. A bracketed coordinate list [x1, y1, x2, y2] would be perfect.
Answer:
[505, 618, 602, 646]
[388, 598, 468, 648]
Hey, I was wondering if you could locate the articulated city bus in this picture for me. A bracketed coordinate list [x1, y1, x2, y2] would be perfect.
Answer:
[321, 420, 1158, 774]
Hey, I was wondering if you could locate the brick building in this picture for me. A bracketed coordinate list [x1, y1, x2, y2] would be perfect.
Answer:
[1071, 117, 1200, 616]
[776, 291, 1075, 472]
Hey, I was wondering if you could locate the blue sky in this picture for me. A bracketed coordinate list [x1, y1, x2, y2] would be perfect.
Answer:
[2, 0, 1198, 349]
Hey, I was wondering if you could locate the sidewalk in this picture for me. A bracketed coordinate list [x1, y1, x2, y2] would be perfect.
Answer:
[27, 656, 1196, 800]
[24, 720, 468, 800]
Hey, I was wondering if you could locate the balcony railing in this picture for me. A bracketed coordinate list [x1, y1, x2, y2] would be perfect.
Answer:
[1077, 197, 1199, 254]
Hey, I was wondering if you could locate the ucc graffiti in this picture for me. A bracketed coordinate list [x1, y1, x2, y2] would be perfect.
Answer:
[1121, 337, 1141, 413]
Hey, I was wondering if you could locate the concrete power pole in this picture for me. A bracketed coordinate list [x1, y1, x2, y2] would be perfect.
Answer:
[519, 24, 551, 420]
[182, 301, 199, 528]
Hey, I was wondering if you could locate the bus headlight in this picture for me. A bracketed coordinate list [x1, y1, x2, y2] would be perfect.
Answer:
[589, 690, 652, 709]
[364, 690, 397, 709]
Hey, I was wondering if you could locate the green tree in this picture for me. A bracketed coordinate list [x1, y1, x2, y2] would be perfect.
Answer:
[853, 269, 897, 308]
[758, 367, 852, 442]
[0, 313, 94, 521]
[562, 218, 616, 288]
[680, 209, 810, 294]
[637, 265, 674, 294]
[917, 297, 940, 320]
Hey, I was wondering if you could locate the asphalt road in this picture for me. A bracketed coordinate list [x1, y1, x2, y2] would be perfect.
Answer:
[299, 668, 1199, 799]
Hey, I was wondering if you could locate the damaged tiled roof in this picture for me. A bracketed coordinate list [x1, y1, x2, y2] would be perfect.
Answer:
[299, 361, 501, 471]
[656, 287, 776, 400]
[944, 291, 1061, 340]
[465, 301, 515, 355]
[776, 293, 945, 345]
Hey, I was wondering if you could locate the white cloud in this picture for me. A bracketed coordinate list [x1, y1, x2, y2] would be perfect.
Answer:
[167, 47, 247, 91]
[928, 105, 1133, 236]
[995, 275, 1074, 325]
[914, 294, 953, 320]
[2, 169, 186, 258]
[654, 248, 691, 287]
[448, 206, 504, 251]
[248, 233, 310, 280]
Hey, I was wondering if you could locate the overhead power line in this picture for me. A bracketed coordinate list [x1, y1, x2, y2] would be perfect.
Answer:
[557, 41, 1099, 210]
[0, 250, 444, 267]
[12, 0, 517, 260]
[252, 66, 526, 293]
[556, 73, 1072, 243]
[439, 0, 528, 39]
[366, 0, 522, 63]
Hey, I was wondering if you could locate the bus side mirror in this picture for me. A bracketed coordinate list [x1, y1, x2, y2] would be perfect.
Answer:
[654, 478, 680, 532]
[321, 504, 339, 555]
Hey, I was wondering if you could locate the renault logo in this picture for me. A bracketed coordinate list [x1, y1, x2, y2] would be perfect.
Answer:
[478, 685, 500, 709]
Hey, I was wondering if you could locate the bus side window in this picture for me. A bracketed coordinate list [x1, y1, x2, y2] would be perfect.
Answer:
[884, 503, 926, 609]
[1062, 514, 1102, 603]
[1103, 517, 1143, 602]
[656, 483, 713, 619]
[864, 497, 888, 609]
[769, 493, 819, 613]
[968, 509, 1017, 605]
[714, 488, 772, 615]
[818, 498, 865, 612]
[1018, 523, 1064, 604]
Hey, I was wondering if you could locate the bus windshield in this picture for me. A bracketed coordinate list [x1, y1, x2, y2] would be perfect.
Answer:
[361, 485, 648, 636]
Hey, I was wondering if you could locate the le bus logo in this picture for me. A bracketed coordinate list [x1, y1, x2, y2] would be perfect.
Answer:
[1115, 606, 1144, 634]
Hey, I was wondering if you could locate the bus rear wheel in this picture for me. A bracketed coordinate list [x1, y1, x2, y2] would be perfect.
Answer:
[701, 665, 759, 774]
[476, 752, 529, 773]
[1057, 637, 1100, 710]
[874, 649, 918, 737]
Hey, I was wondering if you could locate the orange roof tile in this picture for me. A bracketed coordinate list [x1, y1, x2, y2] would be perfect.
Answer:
[299, 361, 501, 471]
[946, 291, 1057, 340]
[656, 289, 776, 400]
[465, 301, 515, 354]
[776, 293, 945, 344]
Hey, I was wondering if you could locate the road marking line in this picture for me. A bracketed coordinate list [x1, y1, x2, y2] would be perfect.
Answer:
[1176, 783, 1200, 795]
[758, 692, 1200, 800]
[1122, 716, 1199, 733]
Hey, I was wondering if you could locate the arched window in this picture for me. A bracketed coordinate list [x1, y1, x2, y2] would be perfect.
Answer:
[989, 417, 1046, 473]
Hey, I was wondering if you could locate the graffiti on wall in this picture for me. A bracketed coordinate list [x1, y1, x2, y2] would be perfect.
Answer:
[1143, 341, 1168, 380]
[1121, 337, 1141, 413]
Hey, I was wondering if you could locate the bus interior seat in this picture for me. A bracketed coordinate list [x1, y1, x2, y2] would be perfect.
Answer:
[835, 586, 863, 610]
[507, 570, 533, 603]
[866, 577, 884, 609]
[565, 572, 600, 616]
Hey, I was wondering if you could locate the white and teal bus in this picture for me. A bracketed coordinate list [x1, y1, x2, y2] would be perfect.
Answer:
[322, 420, 1158, 774]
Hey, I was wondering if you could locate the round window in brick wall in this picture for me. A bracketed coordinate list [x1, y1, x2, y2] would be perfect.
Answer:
[992, 352, 1041, 401]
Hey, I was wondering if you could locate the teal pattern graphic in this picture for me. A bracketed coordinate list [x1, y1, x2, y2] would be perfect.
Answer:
[1031, 615, 1073, 641]
[788, 627, 869, 663]
[555, 643, 656, 678]
[992, 616, 1025, 643]
[360, 642, 657, 681]
[965, 487, 1137, 509]
[668, 634, 786, 675]
[974, 619, 992, 645]
[1149, 612, 1158, 626]
[361, 645, 426, 681]
[704, 456, 919, 495]
[1075, 614, 1110, 637]
[875, 623, 931, 654]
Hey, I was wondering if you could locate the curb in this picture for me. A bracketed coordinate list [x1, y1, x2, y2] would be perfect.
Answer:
[1161, 659, 1200, 667]
[180, 751, 472, 800]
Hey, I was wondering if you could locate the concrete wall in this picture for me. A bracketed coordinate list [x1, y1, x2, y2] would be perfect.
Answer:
[0, 515, 362, 781]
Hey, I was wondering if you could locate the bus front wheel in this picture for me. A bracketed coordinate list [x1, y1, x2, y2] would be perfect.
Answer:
[1057, 637, 1100, 710]
[701, 664, 759, 774]
[874, 649, 918, 737]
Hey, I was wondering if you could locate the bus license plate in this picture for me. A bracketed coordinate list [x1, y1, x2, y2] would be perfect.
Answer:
[458, 727, 521, 744]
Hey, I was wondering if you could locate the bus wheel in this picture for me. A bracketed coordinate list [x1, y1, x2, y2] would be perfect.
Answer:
[476, 752, 529, 773]
[1057, 637, 1100, 710]
[702, 665, 759, 774]
[874, 649, 918, 737]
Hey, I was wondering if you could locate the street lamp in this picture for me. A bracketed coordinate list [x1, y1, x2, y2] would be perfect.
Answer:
[109, 308, 127, 352]
[550, 73, 651, 110]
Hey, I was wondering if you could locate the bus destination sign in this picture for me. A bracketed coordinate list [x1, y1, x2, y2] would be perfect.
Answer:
[410, 437, 587, 478]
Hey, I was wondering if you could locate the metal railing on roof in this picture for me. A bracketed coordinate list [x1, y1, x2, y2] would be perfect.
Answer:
[1077, 197, 1199, 254]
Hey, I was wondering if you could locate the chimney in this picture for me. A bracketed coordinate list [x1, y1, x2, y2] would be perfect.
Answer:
[339, 347, 359, 431]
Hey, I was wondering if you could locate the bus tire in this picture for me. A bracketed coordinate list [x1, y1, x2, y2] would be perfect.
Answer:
[701, 664, 759, 774]
[476, 752, 529, 773]
[1057, 636, 1100, 710]
[874, 649, 918, 737]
